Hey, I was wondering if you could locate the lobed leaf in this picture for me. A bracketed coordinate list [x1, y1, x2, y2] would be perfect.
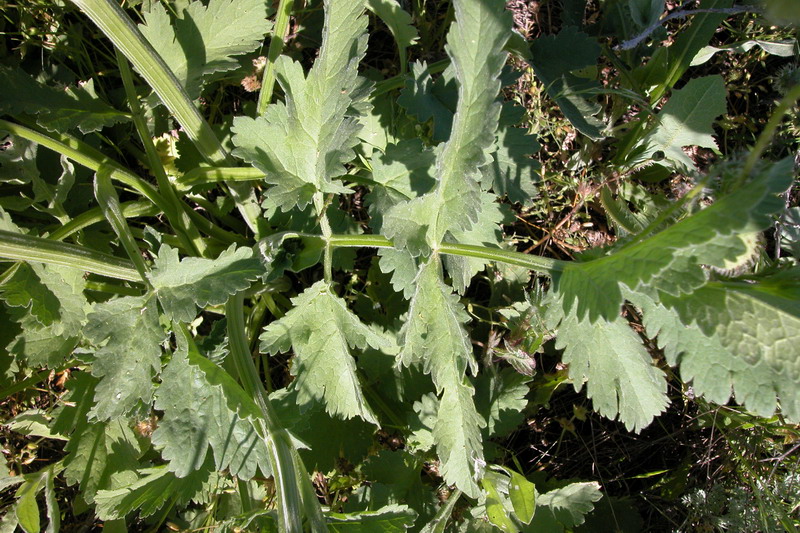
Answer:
[152, 328, 271, 479]
[84, 296, 165, 420]
[138, 0, 270, 101]
[232, 0, 370, 211]
[260, 280, 387, 424]
[148, 244, 264, 323]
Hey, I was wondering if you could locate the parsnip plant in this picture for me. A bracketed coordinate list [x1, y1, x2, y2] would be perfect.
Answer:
[0, 0, 798, 531]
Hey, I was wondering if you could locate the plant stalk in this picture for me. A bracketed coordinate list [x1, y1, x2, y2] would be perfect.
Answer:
[257, 0, 295, 115]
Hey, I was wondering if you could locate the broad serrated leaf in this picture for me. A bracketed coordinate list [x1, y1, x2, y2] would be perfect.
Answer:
[95, 463, 213, 520]
[85, 296, 165, 420]
[0, 67, 129, 134]
[554, 158, 793, 322]
[148, 244, 263, 322]
[397, 62, 458, 142]
[398, 257, 484, 497]
[139, 0, 270, 100]
[260, 281, 386, 424]
[529, 27, 604, 139]
[232, 0, 369, 211]
[444, 192, 510, 293]
[550, 300, 668, 433]
[635, 289, 799, 420]
[2, 264, 64, 326]
[63, 419, 144, 504]
[481, 124, 541, 205]
[634, 75, 726, 170]
[660, 274, 800, 390]
[384, 0, 512, 255]
[152, 327, 271, 479]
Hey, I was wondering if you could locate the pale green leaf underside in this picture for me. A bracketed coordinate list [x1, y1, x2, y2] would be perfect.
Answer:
[148, 244, 264, 323]
[260, 280, 386, 424]
[139, 0, 270, 101]
[85, 296, 165, 420]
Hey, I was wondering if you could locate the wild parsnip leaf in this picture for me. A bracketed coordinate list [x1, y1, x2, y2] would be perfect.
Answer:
[232, 0, 369, 211]
[398, 257, 485, 497]
[2, 264, 65, 327]
[63, 419, 144, 504]
[0, 67, 129, 134]
[328, 504, 418, 532]
[634, 75, 726, 169]
[529, 27, 603, 139]
[481, 122, 541, 205]
[138, 0, 270, 101]
[148, 244, 264, 323]
[94, 464, 214, 520]
[384, 0, 512, 256]
[152, 328, 271, 479]
[554, 158, 793, 322]
[260, 281, 386, 424]
[85, 296, 165, 420]
[550, 300, 669, 433]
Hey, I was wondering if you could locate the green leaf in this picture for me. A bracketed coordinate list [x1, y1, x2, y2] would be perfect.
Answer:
[94, 464, 214, 520]
[550, 301, 668, 433]
[481, 122, 541, 205]
[15, 474, 41, 533]
[528, 482, 601, 529]
[43, 466, 59, 533]
[0, 67, 129, 134]
[365, 0, 418, 68]
[260, 281, 386, 424]
[398, 257, 485, 497]
[397, 62, 457, 142]
[384, 0, 512, 255]
[232, 0, 369, 211]
[328, 504, 417, 531]
[529, 27, 604, 139]
[656, 274, 800, 415]
[482, 474, 517, 533]
[508, 470, 536, 525]
[138, 0, 271, 101]
[7, 263, 89, 367]
[474, 368, 530, 439]
[152, 327, 271, 479]
[636, 290, 799, 420]
[554, 159, 793, 322]
[63, 419, 144, 504]
[148, 244, 264, 323]
[85, 295, 165, 420]
[634, 75, 726, 170]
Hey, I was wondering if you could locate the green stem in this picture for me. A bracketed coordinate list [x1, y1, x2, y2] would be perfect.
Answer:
[116, 50, 206, 257]
[225, 293, 321, 533]
[314, 193, 334, 283]
[0, 229, 141, 282]
[257, 0, 295, 115]
[0, 119, 169, 212]
[49, 201, 157, 242]
[94, 166, 152, 285]
[176, 167, 266, 192]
